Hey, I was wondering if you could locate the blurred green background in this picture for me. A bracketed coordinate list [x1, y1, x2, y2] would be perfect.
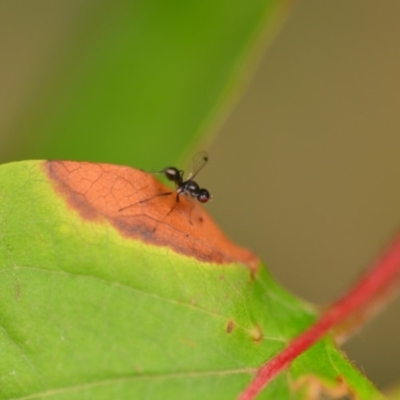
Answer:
[1, 0, 399, 390]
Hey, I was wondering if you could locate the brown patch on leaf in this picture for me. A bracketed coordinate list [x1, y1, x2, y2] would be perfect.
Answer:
[226, 320, 235, 333]
[292, 375, 358, 400]
[45, 161, 259, 271]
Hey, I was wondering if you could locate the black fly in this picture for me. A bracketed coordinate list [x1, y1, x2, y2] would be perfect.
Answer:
[162, 151, 211, 204]
[119, 151, 211, 213]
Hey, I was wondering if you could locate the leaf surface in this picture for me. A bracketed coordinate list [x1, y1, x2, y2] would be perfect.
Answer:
[0, 161, 380, 399]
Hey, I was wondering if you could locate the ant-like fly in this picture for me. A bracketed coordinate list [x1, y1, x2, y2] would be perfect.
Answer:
[162, 151, 211, 204]
[119, 151, 211, 213]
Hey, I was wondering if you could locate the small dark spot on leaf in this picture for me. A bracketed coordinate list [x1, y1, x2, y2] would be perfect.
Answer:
[226, 320, 235, 333]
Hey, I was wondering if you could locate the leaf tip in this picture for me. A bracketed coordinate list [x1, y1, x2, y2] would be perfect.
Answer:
[44, 160, 260, 271]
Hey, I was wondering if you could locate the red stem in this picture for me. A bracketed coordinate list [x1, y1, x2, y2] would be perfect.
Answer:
[239, 234, 400, 400]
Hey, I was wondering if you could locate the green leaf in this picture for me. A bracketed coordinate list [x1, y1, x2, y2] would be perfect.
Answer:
[0, 161, 381, 399]
[5, 0, 289, 168]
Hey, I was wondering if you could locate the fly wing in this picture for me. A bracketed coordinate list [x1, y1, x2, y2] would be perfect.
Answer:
[186, 151, 209, 180]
